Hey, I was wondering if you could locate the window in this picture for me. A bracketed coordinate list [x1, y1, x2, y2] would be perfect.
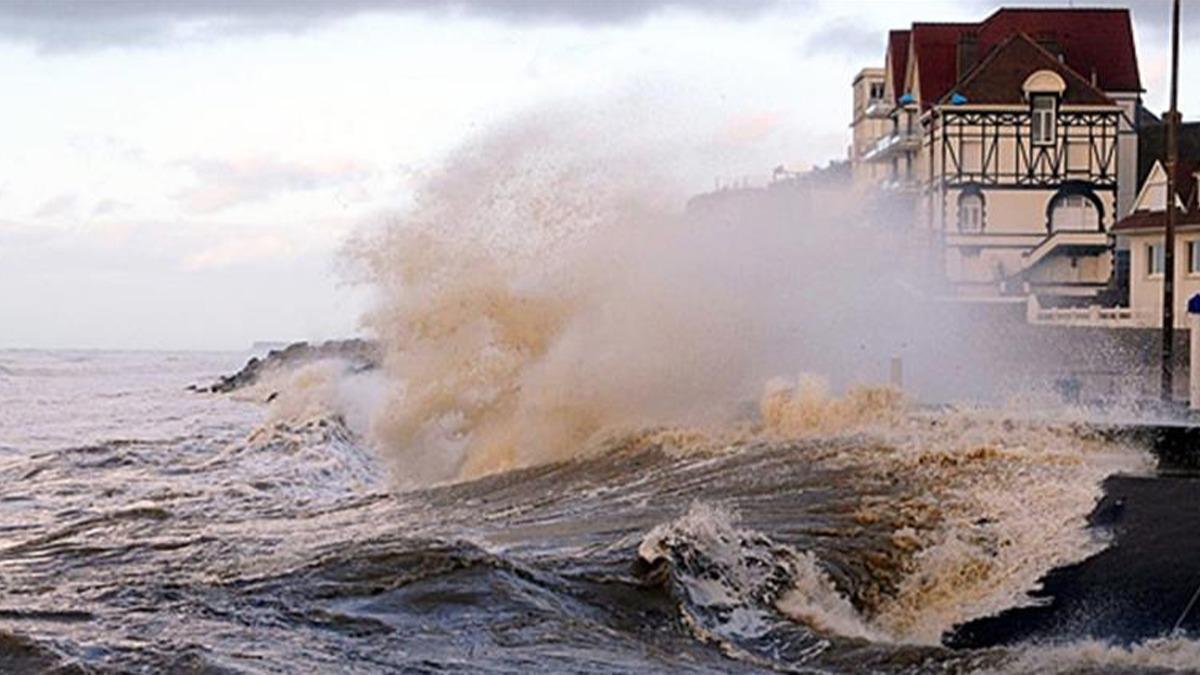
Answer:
[1031, 95, 1057, 146]
[959, 192, 984, 233]
[1050, 193, 1099, 231]
[1190, 241, 1200, 274]
[1148, 243, 1165, 277]
[869, 82, 884, 100]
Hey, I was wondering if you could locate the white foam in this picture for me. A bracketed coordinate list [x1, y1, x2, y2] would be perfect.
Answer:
[641, 503, 881, 644]
[993, 636, 1200, 673]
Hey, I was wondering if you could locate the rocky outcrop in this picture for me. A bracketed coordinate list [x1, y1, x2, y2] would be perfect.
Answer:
[199, 339, 380, 393]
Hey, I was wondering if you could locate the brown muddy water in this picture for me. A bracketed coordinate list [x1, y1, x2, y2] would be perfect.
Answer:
[2, 349, 1199, 674]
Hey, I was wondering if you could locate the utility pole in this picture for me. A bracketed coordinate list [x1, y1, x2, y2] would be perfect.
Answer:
[1162, 0, 1181, 402]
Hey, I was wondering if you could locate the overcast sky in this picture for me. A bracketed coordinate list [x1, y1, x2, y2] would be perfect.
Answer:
[0, 0, 1195, 350]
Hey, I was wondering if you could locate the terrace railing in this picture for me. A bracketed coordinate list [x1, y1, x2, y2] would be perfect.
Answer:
[1026, 295, 1150, 327]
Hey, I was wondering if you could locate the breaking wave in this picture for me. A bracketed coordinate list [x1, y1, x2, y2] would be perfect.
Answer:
[638, 502, 879, 660]
[629, 398, 1152, 646]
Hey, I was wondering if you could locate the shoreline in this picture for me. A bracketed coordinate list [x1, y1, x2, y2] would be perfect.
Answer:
[948, 453, 1200, 648]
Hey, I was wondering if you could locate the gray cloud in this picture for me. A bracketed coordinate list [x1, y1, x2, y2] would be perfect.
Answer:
[0, 0, 784, 52]
[801, 18, 884, 59]
[449, 0, 781, 23]
[965, 0, 1198, 33]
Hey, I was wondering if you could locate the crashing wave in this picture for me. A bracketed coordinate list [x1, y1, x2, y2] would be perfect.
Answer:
[631, 390, 1154, 650]
[638, 502, 878, 666]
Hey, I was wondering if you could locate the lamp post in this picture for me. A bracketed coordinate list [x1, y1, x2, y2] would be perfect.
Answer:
[1162, 0, 1181, 402]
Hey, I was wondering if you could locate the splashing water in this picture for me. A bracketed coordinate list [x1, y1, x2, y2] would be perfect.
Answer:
[338, 109, 1018, 488]
[639, 502, 880, 647]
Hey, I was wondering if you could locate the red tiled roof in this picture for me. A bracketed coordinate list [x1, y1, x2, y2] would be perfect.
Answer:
[887, 30, 910, 103]
[978, 9, 1141, 93]
[1112, 210, 1200, 232]
[909, 22, 975, 108]
[941, 32, 1113, 106]
[903, 8, 1140, 110]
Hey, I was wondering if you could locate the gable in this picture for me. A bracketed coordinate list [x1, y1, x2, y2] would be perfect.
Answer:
[1132, 160, 1193, 213]
[943, 32, 1113, 106]
[1133, 162, 1171, 213]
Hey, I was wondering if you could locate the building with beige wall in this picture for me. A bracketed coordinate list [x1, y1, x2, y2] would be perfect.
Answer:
[849, 68, 890, 187]
[1113, 160, 1200, 327]
[853, 8, 1144, 304]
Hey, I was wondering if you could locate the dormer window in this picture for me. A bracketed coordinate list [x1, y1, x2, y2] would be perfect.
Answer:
[1031, 95, 1057, 146]
[1022, 70, 1065, 148]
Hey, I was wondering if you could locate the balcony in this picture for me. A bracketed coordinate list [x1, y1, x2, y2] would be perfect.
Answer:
[863, 128, 919, 162]
[879, 177, 921, 193]
[864, 98, 892, 118]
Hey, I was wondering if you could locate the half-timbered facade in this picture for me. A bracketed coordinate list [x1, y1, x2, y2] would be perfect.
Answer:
[852, 8, 1143, 303]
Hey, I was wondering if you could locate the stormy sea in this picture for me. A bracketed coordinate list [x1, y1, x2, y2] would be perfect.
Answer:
[2, 348, 1199, 674]
[4, 118, 1200, 674]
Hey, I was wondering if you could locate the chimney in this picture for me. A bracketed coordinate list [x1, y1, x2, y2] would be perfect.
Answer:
[956, 31, 979, 79]
[1035, 31, 1062, 60]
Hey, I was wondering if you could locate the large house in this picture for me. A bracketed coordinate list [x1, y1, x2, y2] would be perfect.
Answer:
[851, 8, 1145, 304]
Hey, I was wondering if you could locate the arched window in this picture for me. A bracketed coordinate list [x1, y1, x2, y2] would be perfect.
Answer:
[1048, 191, 1101, 231]
[958, 188, 985, 233]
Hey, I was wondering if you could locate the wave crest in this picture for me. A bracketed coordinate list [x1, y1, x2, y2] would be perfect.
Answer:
[638, 503, 878, 651]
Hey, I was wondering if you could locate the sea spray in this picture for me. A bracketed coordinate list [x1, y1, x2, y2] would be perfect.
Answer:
[338, 108, 1012, 488]
[252, 358, 386, 440]
[760, 375, 905, 436]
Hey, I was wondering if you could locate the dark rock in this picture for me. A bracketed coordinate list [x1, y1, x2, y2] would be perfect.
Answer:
[201, 339, 380, 394]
